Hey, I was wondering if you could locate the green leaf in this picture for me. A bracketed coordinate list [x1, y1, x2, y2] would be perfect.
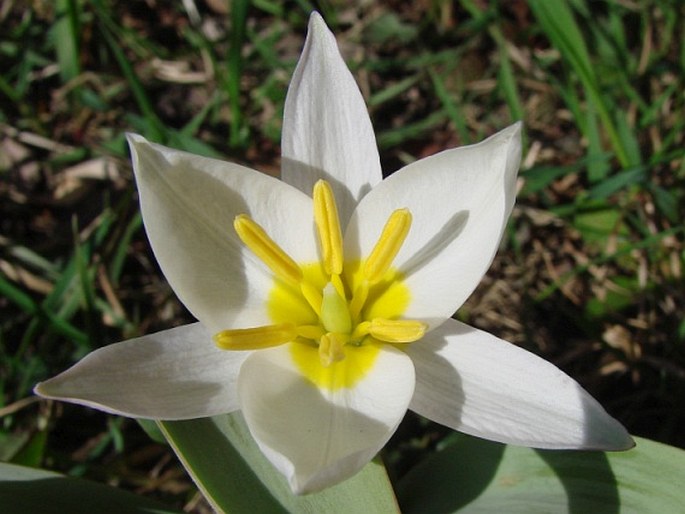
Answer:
[573, 205, 627, 245]
[521, 163, 580, 195]
[0, 462, 182, 514]
[53, 0, 81, 82]
[429, 69, 471, 145]
[0, 432, 30, 461]
[648, 184, 680, 224]
[397, 434, 685, 513]
[585, 104, 611, 183]
[9, 430, 47, 468]
[136, 418, 167, 445]
[159, 413, 400, 514]
[585, 276, 638, 319]
[586, 166, 646, 199]
[364, 13, 418, 45]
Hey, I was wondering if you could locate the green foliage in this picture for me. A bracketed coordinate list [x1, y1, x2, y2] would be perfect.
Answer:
[159, 414, 400, 513]
[397, 434, 685, 513]
[0, 462, 183, 514]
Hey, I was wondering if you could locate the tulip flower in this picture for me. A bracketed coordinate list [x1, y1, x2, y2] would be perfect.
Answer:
[36, 12, 632, 494]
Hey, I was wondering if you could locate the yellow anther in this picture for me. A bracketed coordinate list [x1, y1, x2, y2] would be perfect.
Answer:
[350, 320, 371, 342]
[297, 325, 326, 340]
[368, 318, 427, 343]
[234, 214, 302, 285]
[320, 283, 352, 334]
[330, 273, 346, 301]
[319, 332, 346, 367]
[214, 322, 297, 350]
[364, 208, 412, 284]
[313, 180, 344, 275]
[348, 280, 369, 321]
[300, 281, 323, 317]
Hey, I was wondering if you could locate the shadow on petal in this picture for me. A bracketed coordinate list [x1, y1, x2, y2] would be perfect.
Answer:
[409, 319, 632, 450]
[400, 210, 469, 279]
[243, 366, 394, 493]
[406, 321, 466, 427]
[239, 345, 413, 493]
[281, 157, 373, 228]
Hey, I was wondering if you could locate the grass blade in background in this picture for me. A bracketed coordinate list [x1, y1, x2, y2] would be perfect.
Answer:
[529, 0, 631, 168]
[90, 0, 166, 141]
[429, 69, 472, 144]
[0, 274, 87, 346]
[227, 0, 250, 148]
[53, 0, 81, 83]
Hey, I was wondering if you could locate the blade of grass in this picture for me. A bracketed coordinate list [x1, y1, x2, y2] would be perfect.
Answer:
[586, 165, 646, 200]
[377, 110, 448, 148]
[53, 0, 81, 83]
[0, 74, 20, 103]
[529, 0, 631, 168]
[367, 75, 419, 107]
[459, 1, 524, 125]
[15, 208, 117, 357]
[585, 103, 611, 182]
[252, 0, 284, 17]
[108, 212, 141, 286]
[496, 37, 524, 123]
[614, 108, 643, 166]
[536, 225, 684, 301]
[429, 69, 472, 144]
[91, 0, 165, 141]
[0, 274, 87, 345]
[247, 22, 288, 71]
[227, 0, 250, 148]
[73, 218, 98, 345]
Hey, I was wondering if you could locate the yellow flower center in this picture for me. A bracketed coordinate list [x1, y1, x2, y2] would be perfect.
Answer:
[213, 180, 427, 389]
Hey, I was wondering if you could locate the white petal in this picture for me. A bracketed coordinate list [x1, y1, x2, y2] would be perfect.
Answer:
[281, 12, 382, 226]
[345, 123, 521, 329]
[406, 319, 634, 450]
[128, 135, 318, 333]
[34, 323, 248, 419]
[238, 343, 415, 493]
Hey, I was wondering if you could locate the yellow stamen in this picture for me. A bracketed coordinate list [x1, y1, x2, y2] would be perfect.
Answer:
[297, 325, 326, 340]
[350, 320, 371, 342]
[313, 180, 344, 275]
[214, 322, 297, 350]
[224, 183, 422, 390]
[300, 281, 323, 317]
[330, 273, 346, 300]
[320, 283, 352, 334]
[234, 214, 303, 285]
[368, 318, 427, 343]
[319, 332, 346, 367]
[348, 280, 369, 321]
[364, 209, 412, 284]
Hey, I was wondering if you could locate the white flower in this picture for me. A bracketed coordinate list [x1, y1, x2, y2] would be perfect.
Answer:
[35, 13, 632, 494]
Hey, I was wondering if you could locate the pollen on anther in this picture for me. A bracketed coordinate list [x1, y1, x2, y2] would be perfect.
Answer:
[233, 214, 303, 285]
[313, 180, 344, 276]
[364, 208, 412, 284]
